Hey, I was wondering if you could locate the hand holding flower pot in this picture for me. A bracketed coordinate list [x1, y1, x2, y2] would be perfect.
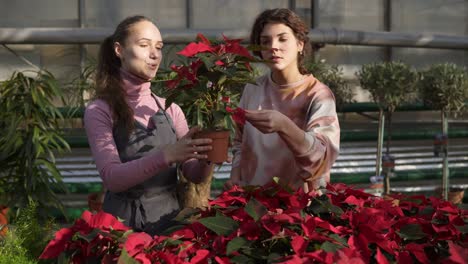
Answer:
[161, 33, 257, 163]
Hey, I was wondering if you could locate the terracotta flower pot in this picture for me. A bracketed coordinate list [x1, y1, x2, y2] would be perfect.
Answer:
[194, 130, 230, 163]
[448, 189, 465, 204]
[88, 192, 104, 213]
[0, 205, 9, 236]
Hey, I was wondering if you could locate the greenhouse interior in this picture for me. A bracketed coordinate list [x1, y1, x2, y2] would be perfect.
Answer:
[0, 0, 467, 263]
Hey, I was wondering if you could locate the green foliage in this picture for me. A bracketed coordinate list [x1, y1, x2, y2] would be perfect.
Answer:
[305, 60, 354, 108]
[357, 61, 417, 112]
[154, 34, 259, 131]
[0, 70, 70, 217]
[418, 63, 468, 113]
[11, 201, 57, 260]
[63, 61, 96, 108]
[198, 215, 239, 236]
[0, 202, 53, 264]
[0, 231, 37, 264]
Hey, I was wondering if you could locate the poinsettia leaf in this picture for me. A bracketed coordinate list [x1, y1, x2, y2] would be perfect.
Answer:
[174, 207, 202, 221]
[198, 215, 239, 236]
[197, 53, 215, 70]
[329, 234, 348, 247]
[307, 195, 343, 216]
[163, 238, 183, 247]
[397, 224, 427, 240]
[75, 228, 99, 243]
[57, 252, 70, 264]
[212, 110, 225, 122]
[230, 254, 257, 264]
[321, 241, 343, 253]
[419, 206, 434, 216]
[455, 224, 468, 234]
[118, 248, 140, 264]
[197, 107, 203, 128]
[266, 253, 283, 262]
[226, 237, 249, 255]
[121, 229, 134, 239]
[160, 224, 187, 236]
[245, 198, 268, 221]
[431, 218, 448, 225]
[218, 74, 227, 86]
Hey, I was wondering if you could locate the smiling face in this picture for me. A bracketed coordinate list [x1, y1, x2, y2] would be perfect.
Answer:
[260, 23, 304, 75]
[114, 20, 163, 80]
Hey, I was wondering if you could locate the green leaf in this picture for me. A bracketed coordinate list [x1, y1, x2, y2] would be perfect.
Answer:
[455, 224, 468, 234]
[244, 198, 268, 221]
[118, 249, 140, 264]
[397, 224, 427, 240]
[321, 241, 342, 252]
[226, 237, 249, 255]
[231, 254, 257, 264]
[163, 238, 183, 247]
[198, 215, 239, 236]
[266, 253, 283, 262]
[329, 233, 348, 246]
[75, 229, 100, 243]
[307, 194, 343, 217]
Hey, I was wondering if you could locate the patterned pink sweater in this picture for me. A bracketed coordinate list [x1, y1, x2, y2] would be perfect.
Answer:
[231, 74, 340, 189]
[84, 70, 189, 192]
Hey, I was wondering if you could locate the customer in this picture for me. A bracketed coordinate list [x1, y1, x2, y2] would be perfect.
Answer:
[226, 8, 340, 192]
[84, 15, 213, 234]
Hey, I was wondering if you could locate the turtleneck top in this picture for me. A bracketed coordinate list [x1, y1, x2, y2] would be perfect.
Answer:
[231, 73, 340, 189]
[84, 69, 189, 192]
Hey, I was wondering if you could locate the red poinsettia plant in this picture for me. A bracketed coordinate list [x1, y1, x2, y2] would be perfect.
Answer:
[41, 182, 468, 263]
[39, 210, 131, 263]
[161, 33, 255, 130]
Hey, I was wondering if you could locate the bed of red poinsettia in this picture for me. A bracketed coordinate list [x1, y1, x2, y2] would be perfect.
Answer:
[40, 181, 468, 264]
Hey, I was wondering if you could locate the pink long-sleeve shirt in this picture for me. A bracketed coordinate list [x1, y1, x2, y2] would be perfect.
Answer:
[231, 74, 340, 189]
[84, 70, 189, 192]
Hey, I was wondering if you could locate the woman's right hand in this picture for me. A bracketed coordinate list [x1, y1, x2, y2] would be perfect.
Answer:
[223, 167, 244, 190]
[163, 127, 212, 164]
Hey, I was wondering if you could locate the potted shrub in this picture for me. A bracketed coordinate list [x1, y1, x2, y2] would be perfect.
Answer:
[419, 63, 468, 201]
[0, 70, 70, 218]
[155, 34, 257, 208]
[357, 61, 417, 194]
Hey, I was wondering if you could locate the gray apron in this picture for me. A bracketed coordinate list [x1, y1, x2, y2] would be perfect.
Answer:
[102, 95, 179, 235]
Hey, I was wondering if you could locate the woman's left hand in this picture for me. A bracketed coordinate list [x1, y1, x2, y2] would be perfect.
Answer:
[245, 109, 287, 134]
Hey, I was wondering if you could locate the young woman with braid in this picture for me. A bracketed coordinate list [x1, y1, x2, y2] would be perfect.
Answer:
[84, 16, 213, 234]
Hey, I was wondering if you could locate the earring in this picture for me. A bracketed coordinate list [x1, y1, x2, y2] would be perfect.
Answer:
[299, 50, 303, 56]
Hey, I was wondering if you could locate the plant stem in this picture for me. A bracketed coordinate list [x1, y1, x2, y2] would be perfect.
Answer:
[376, 109, 385, 178]
[441, 110, 449, 200]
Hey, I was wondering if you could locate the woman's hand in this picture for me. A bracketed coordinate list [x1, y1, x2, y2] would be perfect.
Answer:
[223, 167, 245, 190]
[245, 109, 287, 134]
[163, 127, 212, 164]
